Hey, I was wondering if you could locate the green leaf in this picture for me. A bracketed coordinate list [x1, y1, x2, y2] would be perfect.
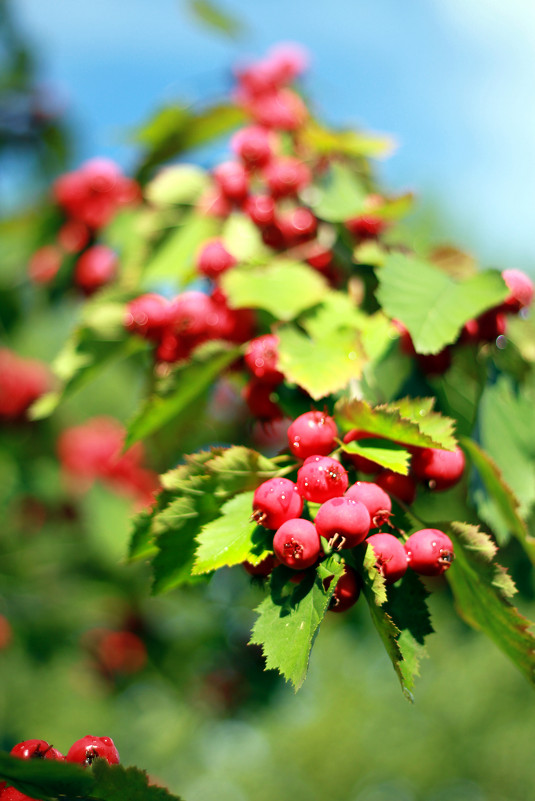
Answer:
[301, 120, 396, 159]
[0, 751, 92, 801]
[188, 0, 246, 38]
[428, 347, 486, 437]
[141, 211, 220, 287]
[446, 522, 535, 687]
[250, 557, 345, 690]
[277, 323, 365, 400]
[311, 162, 368, 222]
[221, 259, 328, 321]
[462, 437, 535, 561]
[376, 252, 509, 354]
[133, 103, 246, 180]
[129, 508, 158, 561]
[340, 439, 411, 474]
[335, 397, 457, 450]
[192, 491, 271, 574]
[29, 322, 146, 420]
[125, 343, 240, 448]
[90, 756, 184, 801]
[144, 164, 209, 206]
[221, 213, 267, 261]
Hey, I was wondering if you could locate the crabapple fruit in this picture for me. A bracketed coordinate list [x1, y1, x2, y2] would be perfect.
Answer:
[297, 456, 348, 503]
[287, 411, 338, 459]
[66, 735, 120, 766]
[273, 518, 320, 569]
[329, 566, 360, 613]
[410, 446, 465, 491]
[314, 496, 371, 547]
[404, 529, 454, 576]
[344, 481, 392, 527]
[366, 533, 408, 584]
[375, 470, 417, 505]
[10, 740, 64, 761]
[252, 477, 303, 530]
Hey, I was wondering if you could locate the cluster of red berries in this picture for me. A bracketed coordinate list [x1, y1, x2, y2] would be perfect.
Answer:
[246, 410, 458, 611]
[57, 417, 159, 508]
[396, 268, 534, 375]
[123, 288, 255, 364]
[29, 158, 140, 293]
[1, 737, 119, 800]
[0, 349, 51, 422]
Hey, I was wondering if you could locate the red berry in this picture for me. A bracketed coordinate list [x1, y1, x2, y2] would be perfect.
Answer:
[404, 528, 454, 576]
[0, 349, 51, 420]
[248, 88, 308, 131]
[410, 446, 465, 491]
[66, 736, 120, 767]
[416, 348, 452, 376]
[366, 533, 408, 584]
[342, 430, 382, 474]
[11, 740, 64, 761]
[375, 470, 417, 505]
[278, 207, 317, 244]
[344, 481, 392, 527]
[305, 243, 333, 271]
[243, 554, 279, 577]
[169, 291, 216, 338]
[213, 161, 249, 203]
[244, 334, 283, 383]
[314, 496, 371, 547]
[287, 411, 338, 459]
[231, 125, 273, 169]
[96, 630, 147, 675]
[502, 268, 534, 312]
[124, 293, 172, 340]
[475, 309, 507, 342]
[58, 219, 90, 253]
[243, 194, 276, 227]
[345, 214, 387, 239]
[74, 245, 118, 294]
[329, 566, 360, 613]
[28, 245, 62, 284]
[263, 157, 311, 198]
[297, 456, 348, 503]
[273, 518, 320, 569]
[196, 239, 237, 280]
[243, 379, 282, 421]
[1, 788, 39, 800]
[252, 477, 303, 530]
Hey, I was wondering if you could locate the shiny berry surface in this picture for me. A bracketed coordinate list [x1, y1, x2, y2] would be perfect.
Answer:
[287, 411, 338, 460]
[244, 335, 283, 383]
[345, 481, 392, 527]
[196, 239, 237, 280]
[366, 533, 408, 584]
[252, 477, 303, 530]
[314, 496, 370, 547]
[297, 456, 348, 503]
[404, 529, 454, 576]
[10, 740, 64, 761]
[66, 735, 120, 766]
[273, 518, 320, 569]
[375, 470, 417, 505]
[410, 446, 465, 491]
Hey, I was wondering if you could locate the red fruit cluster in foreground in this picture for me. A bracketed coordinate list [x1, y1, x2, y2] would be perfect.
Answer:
[1, 737, 119, 799]
[0, 349, 51, 421]
[245, 408, 459, 612]
[57, 417, 159, 508]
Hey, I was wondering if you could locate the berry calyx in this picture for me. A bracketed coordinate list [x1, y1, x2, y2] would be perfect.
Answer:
[287, 411, 338, 459]
[252, 477, 303, 530]
[273, 518, 320, 569]
[404, 529, 454, 576]
[66, 735, 120, 767]
[297, 455, 348, 503]
[344, 481, 392, 527]
[314, 496, 371, 548]
[10, 740, 64, 761]
[410, 445, 465, 491]
[328, 566, 361, 613]
[366, 533, 408, 584]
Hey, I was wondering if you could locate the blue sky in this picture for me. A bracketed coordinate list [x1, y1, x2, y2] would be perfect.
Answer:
[12, 0, 535, 270]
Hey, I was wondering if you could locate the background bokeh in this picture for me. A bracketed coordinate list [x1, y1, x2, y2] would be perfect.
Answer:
[2, 3, 535, 800]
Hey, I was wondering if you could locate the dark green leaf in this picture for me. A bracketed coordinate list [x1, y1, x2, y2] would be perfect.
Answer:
[447, 522, 535, 687]
[0, 751, 93, 801]
[377, 252, 509, 354]
[250, 557, 344, 690]
[90, 757, 184, 801]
